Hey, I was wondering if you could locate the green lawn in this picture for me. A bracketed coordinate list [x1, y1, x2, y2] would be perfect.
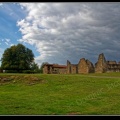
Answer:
[0, 73, 120, 115]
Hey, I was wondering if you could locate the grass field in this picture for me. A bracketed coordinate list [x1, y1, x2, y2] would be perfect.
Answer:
[0, 73, 120, 115]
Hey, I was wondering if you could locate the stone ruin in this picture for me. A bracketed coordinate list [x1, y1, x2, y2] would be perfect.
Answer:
[67, 58, 94, 74]
[43, 53, 120, 74]
[43, 64, 67, 74]
[95, 53, 120, 73]
[95, 53, 108, 73]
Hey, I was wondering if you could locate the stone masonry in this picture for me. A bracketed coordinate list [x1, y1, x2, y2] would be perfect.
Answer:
[78, 58, 94, 74]
[95, 53, 120, 73]
[43, 53, 120, 74]
[67, 60, 78, 74]
[43, 64, 67, 74]
[95, 53, 107, 73]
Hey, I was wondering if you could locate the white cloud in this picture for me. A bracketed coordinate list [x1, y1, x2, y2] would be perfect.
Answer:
[5, 42, 9, 45]
[17, 3, 120, 66]
[5, 38, 10, 42]
[10, 43, 15, 46]
[0, 3, 3, 6]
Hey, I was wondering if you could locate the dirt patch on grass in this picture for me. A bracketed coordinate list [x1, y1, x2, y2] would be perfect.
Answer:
[23, 75, 46, 85]
[0, 75, 46, 85]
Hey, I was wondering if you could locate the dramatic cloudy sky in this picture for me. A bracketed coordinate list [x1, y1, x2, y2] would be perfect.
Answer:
[0, 2, 120, 67]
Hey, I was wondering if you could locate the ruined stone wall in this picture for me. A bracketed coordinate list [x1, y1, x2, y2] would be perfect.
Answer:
[67, 60, 71, 74]
[67, 60, 77, 74]
[59, 68, 67, 74]
[78, 58, 89, 74]
[49, 66, 53, 74]
[43, 65, 53, 74]
[43, 53, 120, 74]
[43, 64, 67, 74]
[52, 67, 67, 74]
[107, 61, 117, 64]
[86, 60, 95, 73]
[52, 67, 59, 74]
[70, 64, 77, 74]
[107, 64, 120, 72]
[95, 53, 120, 73]
[43, 66, 49, 74]
[95, 53, 107, 73]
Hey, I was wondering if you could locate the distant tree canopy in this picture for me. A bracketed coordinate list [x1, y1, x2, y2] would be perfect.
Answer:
[30, 61, 41, 73]
[1, 43, 35, 72]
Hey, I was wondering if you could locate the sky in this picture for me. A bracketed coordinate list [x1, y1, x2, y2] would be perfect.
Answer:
[0, 2, 120, 67]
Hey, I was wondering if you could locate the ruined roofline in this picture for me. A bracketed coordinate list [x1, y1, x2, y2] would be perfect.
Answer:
[107, 60, 117, 64]
[86, 59, 91, 63]
[70, 64, 78, 66]
[43, 63, 67, 68]
[67, 60, 71, 64]
[78, 58, 85, 63]
[99, 53, 104, 56]
[98, 53, 106, 58]
[52, 65, 67, 68]
[78, 58, 93, 64]
[43, 52, 120, 74]
[43, 64, 53, 67]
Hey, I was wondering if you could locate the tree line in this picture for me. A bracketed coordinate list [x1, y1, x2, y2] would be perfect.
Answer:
[0, 43, 47, 73]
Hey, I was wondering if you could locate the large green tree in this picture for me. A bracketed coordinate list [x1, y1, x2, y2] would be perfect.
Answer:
[1, 43, 34, 72]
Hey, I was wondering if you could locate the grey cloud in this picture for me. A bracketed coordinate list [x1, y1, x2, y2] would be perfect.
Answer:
[17, 3, 120, 66]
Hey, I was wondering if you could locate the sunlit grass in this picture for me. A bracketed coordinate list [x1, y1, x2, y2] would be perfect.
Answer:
[0, 73, 120, 115]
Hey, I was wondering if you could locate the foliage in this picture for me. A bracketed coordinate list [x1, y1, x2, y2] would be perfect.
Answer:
[1, 44, 34, 72]
[30, 62, 40, 73]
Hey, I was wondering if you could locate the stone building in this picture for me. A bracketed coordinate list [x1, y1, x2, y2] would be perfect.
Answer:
[78, 58, 94, 74]
[95, 53, 107, 73]
[95, 53, 120, 73]
[43, 64, 67, 74]
[67, 60, 78, 74]
[43, 53, 120, 74]
[106, 61, 120, 72]
[67, 58, 94, 74]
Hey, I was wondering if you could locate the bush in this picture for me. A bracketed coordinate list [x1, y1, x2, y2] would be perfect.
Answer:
[5, 70, 18, 73]
[22, 70, 35, 74]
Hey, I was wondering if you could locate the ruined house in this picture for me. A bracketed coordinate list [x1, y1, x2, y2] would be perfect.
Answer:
[43, 53, 120, 74]
[78, 58, 94, 74]
[43, 64, 67, 74]
[67, 58, 94, 74]
[67, 60, 78, 74]
[106, 61, 120, 72]
[95, 53, 107, 73]
[95, 53, 120, 73]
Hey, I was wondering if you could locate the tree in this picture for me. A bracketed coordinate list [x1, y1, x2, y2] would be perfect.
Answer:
[1, 43, 34, 72]
[30, 62, 40, 73]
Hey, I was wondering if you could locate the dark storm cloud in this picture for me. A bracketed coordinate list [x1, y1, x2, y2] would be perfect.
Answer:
[17, 2, 120, 66]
